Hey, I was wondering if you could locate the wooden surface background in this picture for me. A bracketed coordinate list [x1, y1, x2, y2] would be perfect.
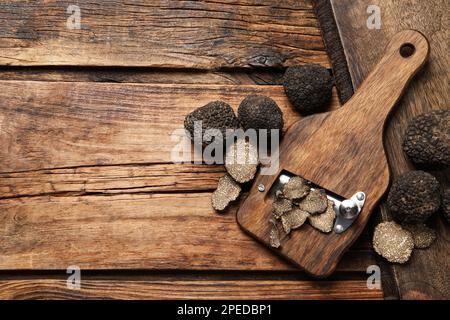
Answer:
[328, 0, 449, 299]
[0, 0, 446, 300]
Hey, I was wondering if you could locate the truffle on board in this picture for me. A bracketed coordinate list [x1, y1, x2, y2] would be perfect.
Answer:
[225, 138, 259, 183]
[184, 100, 240, 145]
[237, 95, 284, 139]
[402, 110, 450, 167]
[308, 200, 336, 233]
[282, 176, 310, 201]
[403, 223, 436, 249]
[272, 198, 293, 219]
[283, 64, 333, 114]
[373, 221, 414, 264]
[387, 171, 441, 224]
[442, 189, 450, 224]
[298, 188, 328, 214]
[281, 208, 310, 234]
[269, 219, 281, 248]
[211, 174, 241, 212]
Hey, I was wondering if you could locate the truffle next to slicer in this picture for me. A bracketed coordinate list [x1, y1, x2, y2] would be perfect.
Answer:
[402, 110, 450, 167]
[387, 171, 441, 224]
[237, 95, 284, 139]
[283, 64, 333, 114]
[184, 100, 240, 145]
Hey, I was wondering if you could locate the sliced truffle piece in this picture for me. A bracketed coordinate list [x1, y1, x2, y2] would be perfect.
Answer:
[387, 171, 441, 224]
[211, 174, 241, 211]
[269, 219, 281, 248]
[442, 189, 450, 224]
[272, 198, 293, 219]
[225, 138, 259, 183]
[373, 221, 414, 264]
[403, 224, 436, 249]
[184, 100, 240, 145]
[402, 110, 450, 167]
[281, 208, 310, 234]
[298, 188, 328, 214]
[237, 95, 284, 139]
[283, 64, 333, 114]
[282, 176, 310, 201]
[308, 200, 336, 233]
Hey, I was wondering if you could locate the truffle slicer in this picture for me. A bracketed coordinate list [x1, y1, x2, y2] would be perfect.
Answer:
[236, 30, 429, 277]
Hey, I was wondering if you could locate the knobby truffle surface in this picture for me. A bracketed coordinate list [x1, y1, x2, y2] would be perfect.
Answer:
[184, 100, 240, 145]
[237, 95, 284, 139]
[283, 64, 333, 114]
[442, 189, 450, 223]
[402, 110, 450, 167]
[387, 171, 441, 224]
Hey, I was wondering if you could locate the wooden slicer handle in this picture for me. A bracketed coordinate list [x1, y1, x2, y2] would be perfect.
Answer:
[340, 30, 429, 127]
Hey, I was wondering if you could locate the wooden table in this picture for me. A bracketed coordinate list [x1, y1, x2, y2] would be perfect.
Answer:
[0, 0, 445, 300]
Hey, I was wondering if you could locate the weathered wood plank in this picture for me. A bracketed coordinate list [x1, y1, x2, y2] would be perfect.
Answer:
[0, 81, 339, 173]
[0, 68, 285, 85]
[0, 0, 329, 68]
[330, 0, 450, 299]
[0, 192, 375, 271]
[0, 279, 382, 299]
[0, 163, 225, 197]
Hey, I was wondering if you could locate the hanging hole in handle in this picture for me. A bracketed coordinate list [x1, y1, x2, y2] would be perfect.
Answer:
[400, 43, 416, 58]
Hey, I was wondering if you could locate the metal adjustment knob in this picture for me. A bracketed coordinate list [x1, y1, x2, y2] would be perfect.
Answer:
[333, 192, 366, 234]
[339, 200, 359, 219]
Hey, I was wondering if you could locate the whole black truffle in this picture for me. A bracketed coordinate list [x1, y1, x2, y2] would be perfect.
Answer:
[184, 101, 240, 145]
[283, 64, 333, 114]
[402, 110, 450, 167]
[442, 189, 450, 224]
[237, 95, 283, 139]
[387, 171, 441, 224]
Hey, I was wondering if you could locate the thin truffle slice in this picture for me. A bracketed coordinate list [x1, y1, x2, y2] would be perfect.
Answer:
[373, 221, 414, 264]
[281, 208, 310, 234]
[282, 176, 310, 201]
[225, 138, 259, 183]
[387, 171, 441, 224]
[211, 174, 241, 211]
[269, 219, 281, 248]
[403, 224, 436, 249]
[308, 200, 336, 233]
[298, 189, 328, 214]
[402, 110, 450, 167]
[272, 198, 293, 219]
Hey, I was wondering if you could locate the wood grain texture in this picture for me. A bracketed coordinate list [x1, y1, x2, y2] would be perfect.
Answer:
[0, 192, 374, 271]
[0, 163, 225, 197]
[0, 0, 329, 68]
[0, 67, 286, 85]
[0, 81, 338, 172]
[0, 279, 383, 300]
[330, 0, 450, 299]
[237, 30, 429, 277]
[312, 0, 354, 103]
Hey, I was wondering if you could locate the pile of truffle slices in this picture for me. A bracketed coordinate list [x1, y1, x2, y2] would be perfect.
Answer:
[184, 64, 333, 212]
[269, 177, 335, 248]
[373, 109, 449, 264]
